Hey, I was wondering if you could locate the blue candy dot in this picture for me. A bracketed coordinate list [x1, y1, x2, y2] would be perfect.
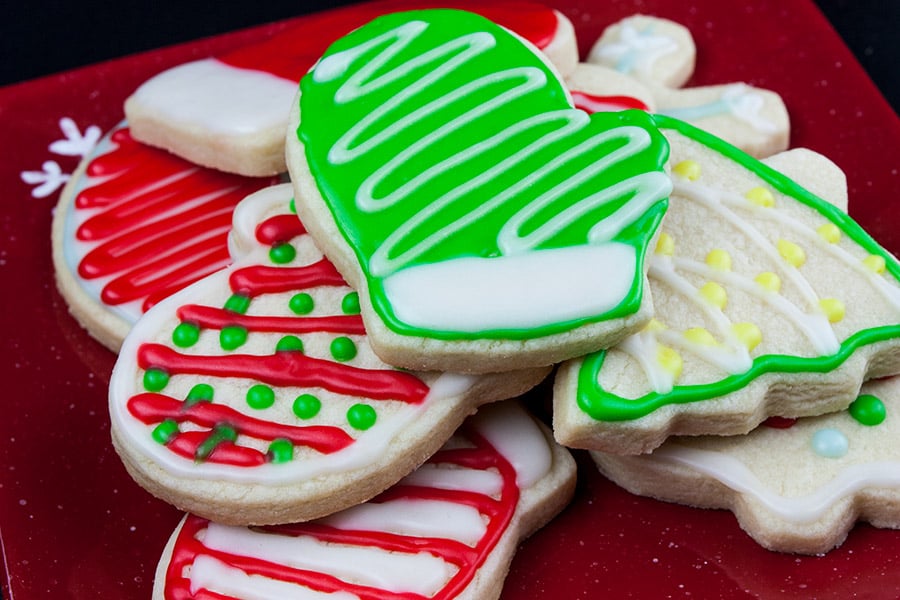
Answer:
[811, 428, 848, 459]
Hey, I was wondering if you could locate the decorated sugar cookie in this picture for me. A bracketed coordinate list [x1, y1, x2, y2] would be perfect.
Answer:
[592, 377, 900, 555]
[571, 15, 790, 158]
[287, 9, 672, 374]
[109, 184, 549, 525]
[51, 122, 278, 351]
[153, 401, 576, 599]
[125, 0, 577, 176]
[554, 116, 900, 454]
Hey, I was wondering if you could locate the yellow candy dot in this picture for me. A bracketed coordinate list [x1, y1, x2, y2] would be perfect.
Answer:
[699, 282, 727, 309]
[731, 322, 762, 352]
[755, 272, 782, 292]
[817, 223, 841, 244]
[655, 232, 675, 256]
[745, 186, 775, 207]
[705, 249, 732, 271]
[643, 318, 667, 333]
[819, 298, 845, 323]
[684, 327, 717, 346]
[863, 254, 886, 274]
[673, 160, 701, 181]
[777, 239, 806, 267]
[657, 345, 683, 379]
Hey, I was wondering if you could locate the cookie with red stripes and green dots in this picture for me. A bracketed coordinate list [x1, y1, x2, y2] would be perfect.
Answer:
[554, 116, 900, 455]
[591, 376, 900, 555]
[109, 183, 550, 526]
[153, 401, 576, 599]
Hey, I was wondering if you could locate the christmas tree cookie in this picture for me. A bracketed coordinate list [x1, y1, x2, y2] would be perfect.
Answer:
[554, 116, 900, 454]
[153, 401, 576, 599]
[592, 377, 900, 555]
[287, 9, 672, 373]
[109, 184, 549, 525]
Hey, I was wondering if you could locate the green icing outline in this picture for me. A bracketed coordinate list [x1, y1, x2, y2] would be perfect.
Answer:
[298, 9, 670, 341]
[577, 115, 900, 422]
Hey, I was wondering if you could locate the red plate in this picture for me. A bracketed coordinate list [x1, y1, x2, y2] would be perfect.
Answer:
[1, 1, 898, 598]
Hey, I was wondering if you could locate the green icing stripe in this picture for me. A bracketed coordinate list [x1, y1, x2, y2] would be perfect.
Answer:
[299, 9, 670, 340]
[576, 115, 900, 422]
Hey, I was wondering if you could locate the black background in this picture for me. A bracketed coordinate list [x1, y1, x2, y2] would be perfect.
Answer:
[2, 1, 897, 111]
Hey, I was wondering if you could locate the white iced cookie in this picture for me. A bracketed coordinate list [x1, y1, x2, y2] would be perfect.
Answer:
[592, 377, 900, 555]
[577, 15, 789, 158]
[123, 2, 578, 176]
[152, 401, 577, 599]
[109, 184, 549, 525]
[554, 116, 900, 455]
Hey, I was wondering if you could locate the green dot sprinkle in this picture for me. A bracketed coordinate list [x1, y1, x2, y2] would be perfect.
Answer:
[289, 197, 296, 213]
[247, 384, 276, 409]
[151, 419, 179, 444]
[276, 335, 304, 353]
[185, 383, 214, 407]
[289, 293, 314, 315]
[849, 394, 887, 426]
[267, 438, 294, 463]
[330, 336, 357, 361]
[143, 368, 169, 392]
[220, 325, 248, 350]
[269, 242, 297, 265]
[347, 404, 377, 430]
[224, 294, 251, 314]
[341, 292, 361, 315]
[172, 322, 200, 348]
[293, 394, 321, 419]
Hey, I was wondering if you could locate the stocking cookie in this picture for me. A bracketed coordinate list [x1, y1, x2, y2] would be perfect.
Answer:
[51, 122, 278, 351]
[153, 401, 576, 599]
[593, 377, 900, 555]
[554, 116, 900, 454]
[124, 0, 577, 176]
[287, 9, 671, 374]
[109, 184, 550, 525]
[572, 15, 789, 158]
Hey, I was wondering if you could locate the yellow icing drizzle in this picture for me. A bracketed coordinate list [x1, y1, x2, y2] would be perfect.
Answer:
[684, 327, 717, 346]
[655, 232, 675, 255]
[699, 281, 727, 309]
[673, 159, 701, 181]
[731, 322, 762, 351]
[863, 254, 887, 274]
[755, 271, 782, 292]
[745, 186, 775, 207]
[656, 344, 683, 378]
[819, 298, 846, 323]
[705, 248, 732, 271]
[817, 223, 841, 244]
[777, 239, 806, 267]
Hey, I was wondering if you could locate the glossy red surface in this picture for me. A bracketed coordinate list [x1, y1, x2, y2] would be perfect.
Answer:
[1, 0, 898, 598]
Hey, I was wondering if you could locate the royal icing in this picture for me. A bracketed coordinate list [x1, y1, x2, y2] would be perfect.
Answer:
[298, 9, 670, 339]
[573, 116, 900, 423]
[60, 123, 277, 325]
[633, 378, 900, 527]
[159, 401, 556, 599]
[111, 184, 494, 485]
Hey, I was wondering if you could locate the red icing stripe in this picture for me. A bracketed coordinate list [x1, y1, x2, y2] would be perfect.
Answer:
[255, 214, 306, 245]
[128, 392, 354, 454]
[163, 423, 520, 600]
[571, 90, 650, 113]
[72, 126, 277, 313]
[177, 305, 366, 335]
[138, 343, 429, 404]
[217, 1, 558, 81]
[228, 259, 346, 297]
[167, 433, 267, 467]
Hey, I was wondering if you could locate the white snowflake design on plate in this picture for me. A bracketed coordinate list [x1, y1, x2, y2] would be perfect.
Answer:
[21, 117, 101, 199]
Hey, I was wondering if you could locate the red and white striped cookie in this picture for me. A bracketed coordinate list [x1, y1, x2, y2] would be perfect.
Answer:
[153, 400, 576, 600]
[51, 121, 278, 351]
[123, 0, 577, 176]
[109, 183, 550, 525]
